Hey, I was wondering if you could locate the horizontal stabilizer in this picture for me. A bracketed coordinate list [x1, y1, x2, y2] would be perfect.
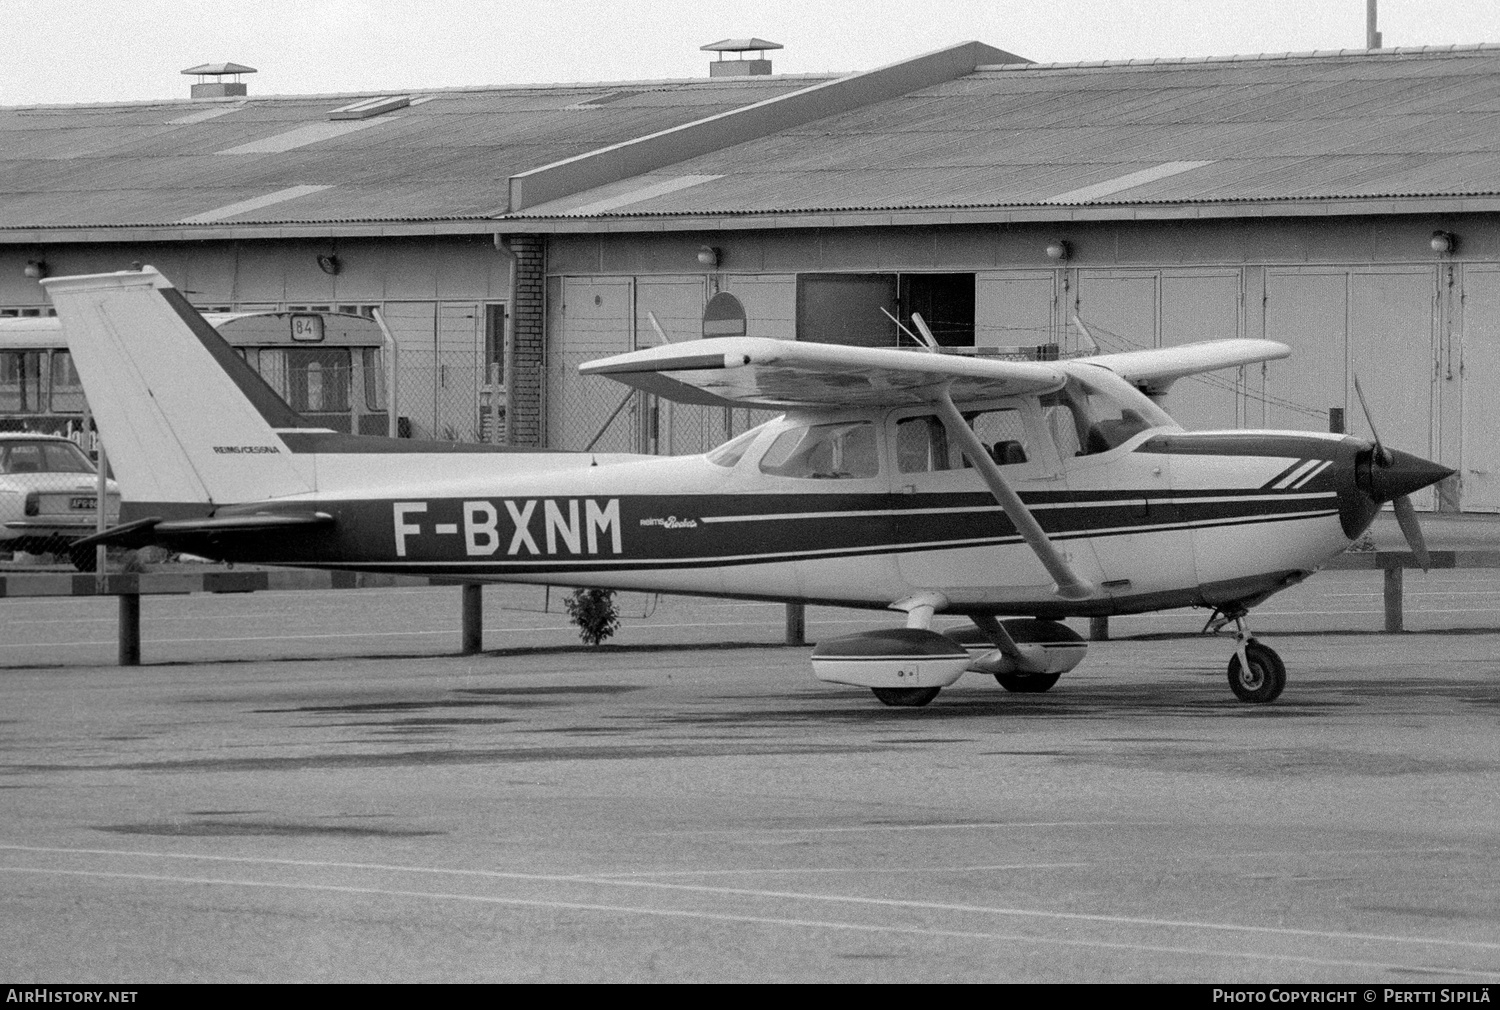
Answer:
[71, 512, 334, 551]
[1078, 339, 1291, 396]
[156, 512, 334, 535]
[581, 337, 1065, 408]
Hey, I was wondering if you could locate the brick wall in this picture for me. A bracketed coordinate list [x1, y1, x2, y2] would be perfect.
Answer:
[506, 235, 545, 446]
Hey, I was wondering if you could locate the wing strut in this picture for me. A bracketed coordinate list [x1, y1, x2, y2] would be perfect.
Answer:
[932, 387, 1094, 601]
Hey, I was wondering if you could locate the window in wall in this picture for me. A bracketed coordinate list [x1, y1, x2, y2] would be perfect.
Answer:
[796, 273, 975, 347]
[900, 273, 975, 346]
[484, 303, 507, 385]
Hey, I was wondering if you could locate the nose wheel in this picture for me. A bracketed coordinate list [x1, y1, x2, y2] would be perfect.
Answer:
[1208, 611, 1287, 703]
[1226, 639, 1286, 703]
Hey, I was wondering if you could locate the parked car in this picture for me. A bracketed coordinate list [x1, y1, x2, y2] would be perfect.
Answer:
[0, 433, 120, 570]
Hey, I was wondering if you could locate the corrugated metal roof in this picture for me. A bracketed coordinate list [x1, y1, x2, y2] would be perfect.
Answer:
[0, 75, 832, 229]
[8, 46, 1500, 232]
[514, 47, 1500, 220]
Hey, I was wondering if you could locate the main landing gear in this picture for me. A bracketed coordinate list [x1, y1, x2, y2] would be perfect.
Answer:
[1207, 610, 1286, 703]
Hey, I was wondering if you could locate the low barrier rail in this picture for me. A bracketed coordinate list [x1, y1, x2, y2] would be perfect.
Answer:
[1, 568, 811, 665]
[1085, 550, 1499, 641]
[1323, 549, 1500, 633]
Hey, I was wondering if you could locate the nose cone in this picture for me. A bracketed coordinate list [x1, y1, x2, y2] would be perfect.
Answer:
[1361, 447, 1455, 503]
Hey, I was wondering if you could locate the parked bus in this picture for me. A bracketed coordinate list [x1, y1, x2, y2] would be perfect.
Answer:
[0, 310, 390, 447]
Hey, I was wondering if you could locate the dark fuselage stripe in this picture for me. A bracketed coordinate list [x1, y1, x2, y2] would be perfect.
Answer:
[272, 507, 1339, 574]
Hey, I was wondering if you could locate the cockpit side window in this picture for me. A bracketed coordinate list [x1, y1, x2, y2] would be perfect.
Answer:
[965, 408, 1030, 466]
[759, 420, 879, 479]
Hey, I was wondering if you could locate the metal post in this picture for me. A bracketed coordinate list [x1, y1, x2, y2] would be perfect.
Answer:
[1383, 565, 1403, 633]
[94, 433, 109, 583]
[461, 583, 483, 654]
[118, 594, 141, 666]
[784, 603, 806, 646]
[1089, 615, 1110, 641]
[372, 308, 399, 438]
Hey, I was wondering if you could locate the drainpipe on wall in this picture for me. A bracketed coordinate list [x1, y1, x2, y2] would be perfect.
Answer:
[370, 308, 399, 438]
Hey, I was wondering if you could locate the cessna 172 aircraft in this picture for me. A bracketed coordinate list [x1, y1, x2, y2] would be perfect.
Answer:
[45, 267, 1451, 708]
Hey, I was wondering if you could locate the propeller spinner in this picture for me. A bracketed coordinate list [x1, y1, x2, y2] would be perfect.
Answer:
[1351, 376, 1454, 569]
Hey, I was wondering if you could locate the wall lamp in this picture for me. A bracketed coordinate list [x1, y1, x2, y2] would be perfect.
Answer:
[1045, 240, 1070, 262]
[1430, 231, 1457, 255]
[316, 254, 341, 276]
[696, 246, 720, 268]
[23, 260, 46, 279]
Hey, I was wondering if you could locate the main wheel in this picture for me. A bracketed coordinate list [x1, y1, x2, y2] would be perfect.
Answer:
[1226, 640, 1286, 703]
[69, 546, 97, 573]
[871, 686, 941, 707]
[994, 672, 1062, 693]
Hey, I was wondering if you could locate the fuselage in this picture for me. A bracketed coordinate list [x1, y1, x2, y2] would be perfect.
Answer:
[143, 410, 1383, 620]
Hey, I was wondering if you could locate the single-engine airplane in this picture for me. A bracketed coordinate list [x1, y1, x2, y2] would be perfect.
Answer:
[47, 267, 1452, 707]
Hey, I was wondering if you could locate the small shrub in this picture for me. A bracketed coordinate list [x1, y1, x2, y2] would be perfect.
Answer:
[563, 587, 620, 646]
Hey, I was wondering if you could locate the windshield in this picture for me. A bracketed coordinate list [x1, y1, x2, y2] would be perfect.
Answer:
[1043, 369, 1177, 456]
[758, 420, 879, 479]
[706, 422, 773, 468]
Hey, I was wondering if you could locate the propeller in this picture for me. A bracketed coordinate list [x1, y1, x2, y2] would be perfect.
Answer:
[1351, 375, 1438, 570]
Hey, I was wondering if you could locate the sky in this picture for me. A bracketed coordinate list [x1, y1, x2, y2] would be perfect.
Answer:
[4, 0, 1500, 106]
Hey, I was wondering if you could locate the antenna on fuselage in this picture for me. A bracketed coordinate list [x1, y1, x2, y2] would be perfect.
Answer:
[646, 311, 674, 344]
[1071, 314, 1100, 356]
[881, 307, 938, 352]
[910, 313, 941, 352]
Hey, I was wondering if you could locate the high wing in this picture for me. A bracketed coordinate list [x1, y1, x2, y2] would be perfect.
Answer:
[581, 336, 1090, 600]
[1075, 338, 1291, 396]
[579, 337, 1066, 408]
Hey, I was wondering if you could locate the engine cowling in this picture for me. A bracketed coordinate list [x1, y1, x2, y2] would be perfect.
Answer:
[811, 628, 971, 689]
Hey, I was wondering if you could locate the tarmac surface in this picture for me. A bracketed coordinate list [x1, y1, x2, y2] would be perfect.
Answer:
[2, 555, 1500, 981]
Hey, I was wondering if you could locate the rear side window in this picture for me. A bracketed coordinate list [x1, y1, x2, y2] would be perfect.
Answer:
[895, 415, 953, 473]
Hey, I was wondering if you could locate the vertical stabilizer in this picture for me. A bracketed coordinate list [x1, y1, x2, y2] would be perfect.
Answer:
[42, 268, 315, 506]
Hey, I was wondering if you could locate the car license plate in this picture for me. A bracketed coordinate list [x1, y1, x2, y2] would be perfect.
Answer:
[69, 497, 97, 510]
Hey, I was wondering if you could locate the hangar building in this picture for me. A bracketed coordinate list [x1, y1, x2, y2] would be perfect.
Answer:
[4, 40, 1500, 510]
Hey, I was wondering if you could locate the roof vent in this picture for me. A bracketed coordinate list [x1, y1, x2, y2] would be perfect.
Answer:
[328, 95, 411, 120]
[182, 62, 256, 99]
[701, 38, 782, 77]
[571, 90, 643, 109]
